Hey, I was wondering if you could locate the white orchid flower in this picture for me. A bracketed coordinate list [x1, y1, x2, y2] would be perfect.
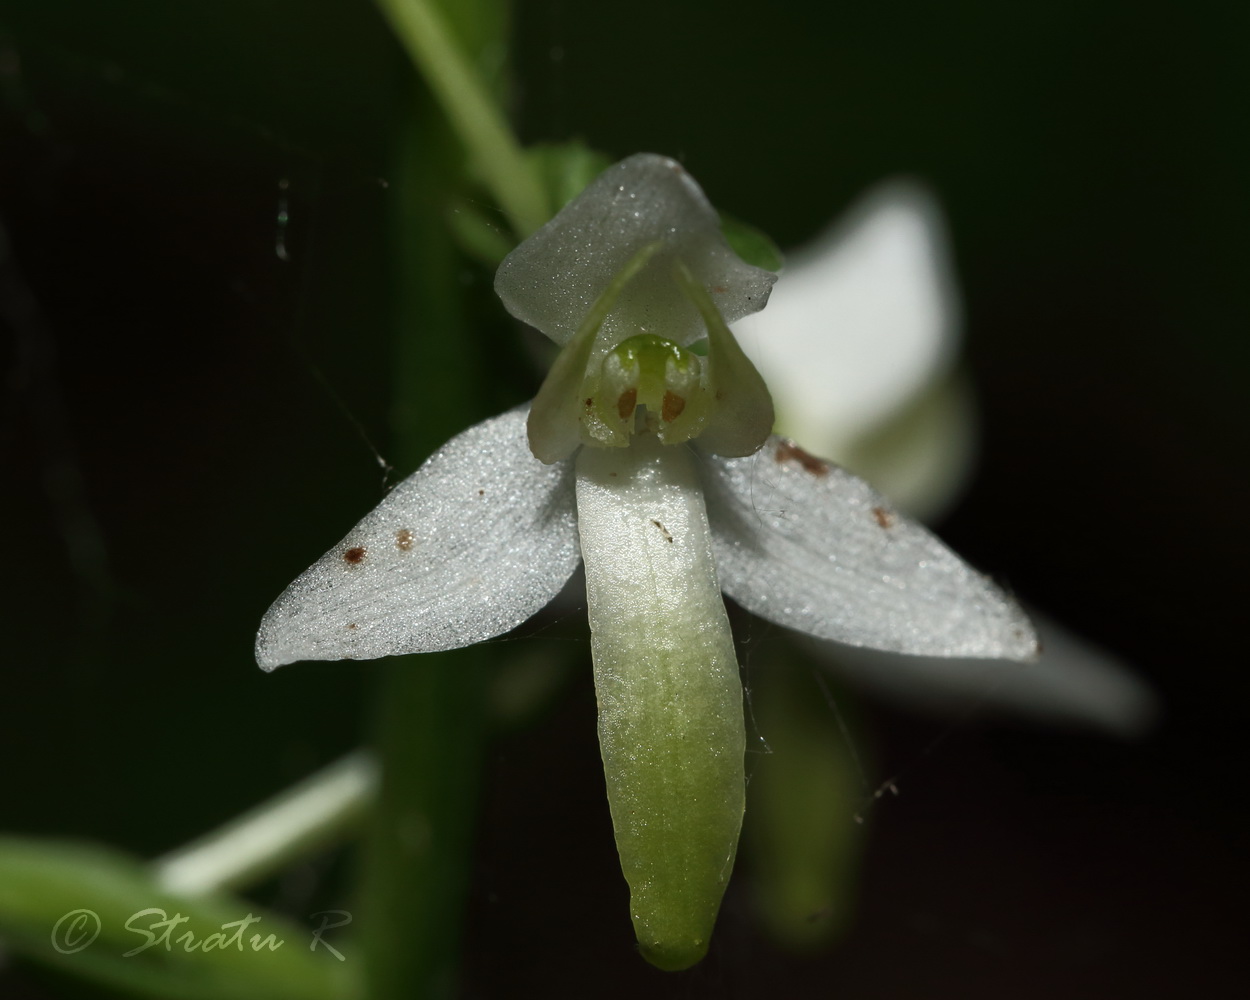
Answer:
[255, 154, 1037, 969]
[738, 181, 1154, 735]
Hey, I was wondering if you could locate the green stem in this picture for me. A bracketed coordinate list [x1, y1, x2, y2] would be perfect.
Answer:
[355, 85, 492, 999]
[359, 651, 487, 999]
[374, 0, 549, 237]
[357, 5, 521, 994]
[152, 752, 378, 896]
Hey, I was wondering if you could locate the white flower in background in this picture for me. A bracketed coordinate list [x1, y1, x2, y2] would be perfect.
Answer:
[734, 181, 971, 519]
[255, 154, 1040, 969]
[735, 180, 1154, 734]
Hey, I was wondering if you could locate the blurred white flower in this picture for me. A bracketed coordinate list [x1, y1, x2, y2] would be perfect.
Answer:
[736, 183, 958, 470]
[735, 180, 1156, 735]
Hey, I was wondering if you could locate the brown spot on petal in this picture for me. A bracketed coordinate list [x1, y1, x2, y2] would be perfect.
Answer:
[617, 388, 638, 420]
[343, 546, 367, 565]
[661, 391, 686, 422]
[872, 507, 894, 529]
[584, 397, 594, 411]
[651, 519, 673, 543]
[347, 623, 359, 631]
[774, 441, 829, 477]
[395, 529, 414, 551]
[478, 489, 485, 496]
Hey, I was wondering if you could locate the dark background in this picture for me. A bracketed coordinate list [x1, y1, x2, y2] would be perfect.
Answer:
[2, 1, 1247, 996]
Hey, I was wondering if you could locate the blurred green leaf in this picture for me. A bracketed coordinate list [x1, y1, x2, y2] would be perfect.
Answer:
[721, 211, 784, 272]
[0, 837, 359, 1000]
[526, 139, 614, 214]
[445, 196, 515, 265]
[744, 652, 865, 951]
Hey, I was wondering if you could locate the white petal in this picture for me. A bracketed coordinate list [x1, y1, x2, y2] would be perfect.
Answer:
[576, 436, 744, 970]
[673, 261, 775, 458]
[733, 181, 959, 459]
[495, 153, 775, 349]
[824, 611, 1157, 736]
[255, 407, 580, 670]
[701, 437, 1038, 660]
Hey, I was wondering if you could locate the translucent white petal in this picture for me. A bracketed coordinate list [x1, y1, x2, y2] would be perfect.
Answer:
[673, 261, 774, 458]
[824, 611, 1158, 736]
[255, 408, 579, 670]
[733, 181, 959, 459]
[701, 437, 1038, 660]
[495, 153, 776, 349]
[576, 436, 744, 971]
[526, 243, 666, 464]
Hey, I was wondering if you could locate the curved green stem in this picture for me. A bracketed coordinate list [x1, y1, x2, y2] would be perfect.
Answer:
[153, 752, 378, 896]
[373, 0, 549, 237]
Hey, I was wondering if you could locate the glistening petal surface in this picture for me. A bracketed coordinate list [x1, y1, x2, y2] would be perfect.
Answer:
[495, 153, 776, 349]
[255, 408, 579, 669]
[701, 437, 1038, 660]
